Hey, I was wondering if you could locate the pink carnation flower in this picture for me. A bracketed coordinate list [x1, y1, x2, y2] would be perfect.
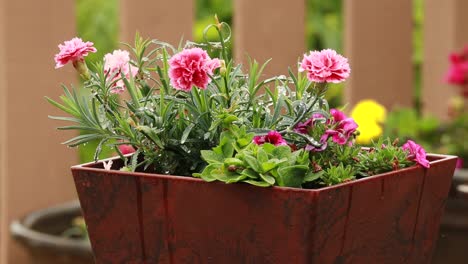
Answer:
[402, 140, 430, 168]
[54, 37, 97, 69]
[299, 49, 350, 83]
[253, 131, 288, 146]
[104, 50, 138, 94]
[322, 109, 358, 145]
[168, 48, 221, 91]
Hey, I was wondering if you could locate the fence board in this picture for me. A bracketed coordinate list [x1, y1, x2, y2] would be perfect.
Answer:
[0, 1, 78, 263]
[120, 0, 194, 46]
[423, 0, 468, 119]
[344, 0, 413, 111]
[234, 0, 305, 77]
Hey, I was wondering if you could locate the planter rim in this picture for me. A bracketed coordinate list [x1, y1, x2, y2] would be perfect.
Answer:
[10, 200, 91, 255]
[72, 153, 458, 193]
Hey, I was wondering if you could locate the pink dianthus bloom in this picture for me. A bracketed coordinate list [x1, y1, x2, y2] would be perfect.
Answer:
[54, 37, 97, 69]
[299, 49, 350, 83]
[402, 140, 430, 168]
[322, 109, 358, 145]
[168, 48, 221, 91]
[253, 131, 288, 147]
[104, 50, 138, 94]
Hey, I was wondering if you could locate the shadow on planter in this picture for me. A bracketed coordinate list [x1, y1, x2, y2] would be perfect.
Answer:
[10, 200, 93, 264]
[433, 168, 468, 263]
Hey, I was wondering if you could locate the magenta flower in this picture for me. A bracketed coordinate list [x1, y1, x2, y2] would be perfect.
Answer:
[118, 144, 136, 155]
[253, 131, 288, 146]
[402, 140, 430, 168]
[54, 37, 97, 69]
[168, 48, 221, 91]
[104, 50, 138, 94]
[323, 109, 358, 145]
[294, 113, 326, 134]
[446, 51, 468, 85]
[299, 49, 350, 83]
[456, 158, 464, 169]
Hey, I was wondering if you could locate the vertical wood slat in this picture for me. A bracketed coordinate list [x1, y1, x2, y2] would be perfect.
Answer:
[0, 0, 7, 262]
[120, 0, 194, 46]
[234, 0, 306, 77]
[344, 0, 413, 111]
[0, 1, 78, 263]
[423, 0, 468, 120]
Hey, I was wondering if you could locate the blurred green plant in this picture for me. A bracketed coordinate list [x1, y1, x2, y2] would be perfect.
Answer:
[77, 0, 119, 162]
[383, 108, 441, 152]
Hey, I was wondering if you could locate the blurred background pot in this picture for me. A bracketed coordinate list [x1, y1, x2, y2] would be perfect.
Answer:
[10, 200, 93, 264]
[433, 168, 468, 263]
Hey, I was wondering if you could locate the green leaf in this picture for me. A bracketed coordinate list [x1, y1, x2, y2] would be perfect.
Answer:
[261, 161, 278, 173]
[181, 123, 195, 144]
[244, 180, 272, 187]
[277, 165, 308, 187]
[259, 173, 275, 185]
[243, 154, 262, 172]
[257, 148, 268, 163]
[200, 150, 224, 163]
[224, 158, 245, 167]
[261, 143, 276, 154]
[195, 163, 221, 182]
[236, 138, 252, 148]
[241, 168, 260, 179]
[272, 145, 292, 159]
[303, 170, 323, 183]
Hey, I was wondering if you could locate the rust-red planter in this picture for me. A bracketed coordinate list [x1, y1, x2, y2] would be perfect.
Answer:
[72, 154, 457, 263]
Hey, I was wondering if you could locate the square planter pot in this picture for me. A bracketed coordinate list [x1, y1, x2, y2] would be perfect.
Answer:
[72, 154, 457, 263]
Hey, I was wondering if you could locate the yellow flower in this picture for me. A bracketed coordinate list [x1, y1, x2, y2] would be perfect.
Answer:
[351, 99, 387, 145]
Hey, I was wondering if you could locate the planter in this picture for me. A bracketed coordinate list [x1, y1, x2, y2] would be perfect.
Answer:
[72, 154, 457, 263]
[10, 200, 93, 264]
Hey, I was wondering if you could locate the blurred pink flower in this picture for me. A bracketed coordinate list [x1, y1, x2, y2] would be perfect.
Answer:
[168, 48, 220, 91]
[456, 158, 464, 169]
[253, 131, 288, 146]
[323, 109, 358, 145]
[299, 49, 350, 83]
[118, 144, 136, 155]
[104, 50, 138, 94]
[402, 140, 430, 168]
[54, 37, 96, 69]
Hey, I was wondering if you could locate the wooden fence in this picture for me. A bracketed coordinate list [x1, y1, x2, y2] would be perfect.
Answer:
[1, 0, 466, 262]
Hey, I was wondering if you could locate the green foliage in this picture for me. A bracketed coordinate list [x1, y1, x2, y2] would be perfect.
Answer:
[355, 138, 414, 177]
[195, 126, 315, 188]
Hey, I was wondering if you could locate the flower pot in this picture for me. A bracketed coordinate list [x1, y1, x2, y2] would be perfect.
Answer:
[10, 200, 93, 264]
[72, 154, 457, 263]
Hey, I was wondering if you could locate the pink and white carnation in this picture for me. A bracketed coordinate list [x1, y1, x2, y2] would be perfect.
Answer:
[168, 48, 221, 91]
[104, 50, 138, 94]
[402, 140, 430, 168]
[54, 37, 96, 69]
[299, 49, 350, 83]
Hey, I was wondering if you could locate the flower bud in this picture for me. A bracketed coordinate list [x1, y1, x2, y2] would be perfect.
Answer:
[72, 59, 91, 80]
[219, 60, 227, 76]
